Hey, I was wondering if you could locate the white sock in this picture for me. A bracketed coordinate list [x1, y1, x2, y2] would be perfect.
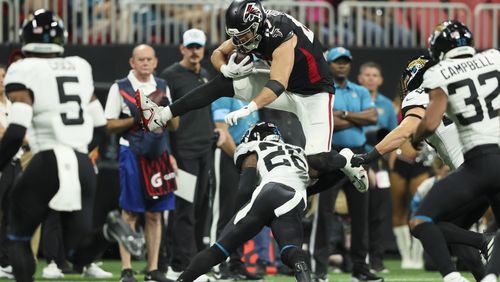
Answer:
[393, 225, 412, 264]
[160, 106, 173, 123]
[410, 236, 424, 267]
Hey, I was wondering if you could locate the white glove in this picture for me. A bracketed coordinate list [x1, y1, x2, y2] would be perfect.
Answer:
[224, 101, 258, 126]
[220, 53, 254, 79]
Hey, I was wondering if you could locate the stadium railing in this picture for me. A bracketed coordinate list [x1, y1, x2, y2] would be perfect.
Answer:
[474, 4, 500, 50]
[3, 1, 500, 49]
[337, 1, 471, 48]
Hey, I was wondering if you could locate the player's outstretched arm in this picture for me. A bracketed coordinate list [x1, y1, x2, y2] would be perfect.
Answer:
[0, 90, 32, 170]
[412, 88, 448, 148]
[351, 107, 425, 167]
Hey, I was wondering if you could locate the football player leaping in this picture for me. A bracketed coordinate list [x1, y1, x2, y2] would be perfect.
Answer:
[136, 0, 367, 192]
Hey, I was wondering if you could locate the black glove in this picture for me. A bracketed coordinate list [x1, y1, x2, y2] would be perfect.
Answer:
[410, 135, 423, 151]
[351, 149, 381, 167]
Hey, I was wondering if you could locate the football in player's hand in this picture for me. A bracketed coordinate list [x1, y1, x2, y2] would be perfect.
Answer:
[230, 50, 252, 65]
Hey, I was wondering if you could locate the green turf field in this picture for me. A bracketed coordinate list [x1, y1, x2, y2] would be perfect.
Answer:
[0, 259, 475, 281]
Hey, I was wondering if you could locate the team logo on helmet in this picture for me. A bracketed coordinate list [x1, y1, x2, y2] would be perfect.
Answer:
[243, 3, 262, 23]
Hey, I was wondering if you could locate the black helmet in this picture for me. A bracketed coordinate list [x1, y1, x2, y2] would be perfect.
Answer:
[241, 121, 283, 144]
[225, 0, 266, 53]
[428, 20, 475, 62]
[399, 56, 434, 100]
[20, 9, 66, 55]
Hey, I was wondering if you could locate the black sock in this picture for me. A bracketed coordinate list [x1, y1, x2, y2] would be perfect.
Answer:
[437, 222, 485, 249]
[306, 150, 346, 174]
[8, 240, 35, 282]
[486, 231, 500, 276]
[411, 222, 455, 277]
[177, 245, 227, 282]
[450, 244, 485, 281]
[281, 247, 311, 282]
[307, 170, 344, 197]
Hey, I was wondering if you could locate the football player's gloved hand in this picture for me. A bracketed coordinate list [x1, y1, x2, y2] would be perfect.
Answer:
[220, 53, 254, 79]
[410, 135, 424, 151]
[224, 101, 258, 126]
[351, 149, 381, 167]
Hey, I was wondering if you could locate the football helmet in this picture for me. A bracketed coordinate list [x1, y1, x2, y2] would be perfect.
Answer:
[20, 9, 67, 55]
[225, 0, 266, 53]
[399, 55, 434, 100]
[428, 20, 475, 62]
[241, 121, 283, 143]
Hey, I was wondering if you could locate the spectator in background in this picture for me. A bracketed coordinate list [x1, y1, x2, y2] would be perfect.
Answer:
[159, 29, 223, 282]
[105, 44, 179, 282]
[358, 62, 397, 273]
[209, 97, 262, 280]
[309, 47, 381, 282]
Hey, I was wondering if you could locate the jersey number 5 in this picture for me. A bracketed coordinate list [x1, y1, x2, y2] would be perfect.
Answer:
[56, 76, 84, 125]
[447, 70, 500, 126]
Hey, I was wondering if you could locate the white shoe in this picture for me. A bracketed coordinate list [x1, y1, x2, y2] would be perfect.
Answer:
[194, 274, 213, 282]
[42, 261, 64, 279]
[135, 89, 167, 132]
[82, 262, 113, 278]
[443, 272, 471, 282]
[0, 265, 13, 279]
[339, 148, 369, 193]
[480, 274, 498, 282]
[166, 266, 181, 281]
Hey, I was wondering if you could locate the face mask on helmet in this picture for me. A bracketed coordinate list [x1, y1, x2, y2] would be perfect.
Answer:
[240, 122, 283, 144]
[20, 9, 67, 55]
[428, 20, 475, 62]
[399, 56, 432, 100]
[225, 0, 265, 53]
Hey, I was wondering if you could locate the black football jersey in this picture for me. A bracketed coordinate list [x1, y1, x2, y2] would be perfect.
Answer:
[250, 10, 334, 95]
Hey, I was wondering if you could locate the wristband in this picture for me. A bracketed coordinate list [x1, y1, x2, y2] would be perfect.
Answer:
[265, 80, 285, 96]
[366, 148, 382, 162]
[247, 101, 258, 113]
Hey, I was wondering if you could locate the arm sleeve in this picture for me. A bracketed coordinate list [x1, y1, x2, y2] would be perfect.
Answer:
[4, 61, 32, 94]
[0, 124, 26, 170]
[235, 167, 258, 209]
[169, 74, 235, 117]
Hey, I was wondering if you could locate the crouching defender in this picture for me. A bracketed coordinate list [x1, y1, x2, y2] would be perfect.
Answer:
[177, 122, 350, 282]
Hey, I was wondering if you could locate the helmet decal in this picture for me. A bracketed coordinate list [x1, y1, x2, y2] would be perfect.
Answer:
[243, 3, 263, 23]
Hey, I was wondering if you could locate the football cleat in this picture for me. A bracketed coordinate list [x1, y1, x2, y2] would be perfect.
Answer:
[481, 232, 496, 264]
[339, 148, 369, 193]
[134, 89, 166, 132]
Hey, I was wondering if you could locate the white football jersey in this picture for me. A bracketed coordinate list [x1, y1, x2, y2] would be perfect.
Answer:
[4, 56, 95, 154]
[402, 88, 464, 169]
[234, 140, 310, 193]
[421, 49, 500, 153]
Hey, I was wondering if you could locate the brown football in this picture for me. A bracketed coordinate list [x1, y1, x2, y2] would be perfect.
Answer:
[230, 50, 252, 65]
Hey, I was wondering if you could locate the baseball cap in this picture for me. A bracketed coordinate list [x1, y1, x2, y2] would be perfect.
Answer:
[326, 47, 352, 62]
[183, 29, 206, 47]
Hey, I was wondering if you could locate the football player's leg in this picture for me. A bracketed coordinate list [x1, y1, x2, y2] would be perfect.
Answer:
[450, 244, 486, 281]
[410, 167, 482, 278]
[61, 153, 97, 265]
[271, 202, 311, 282]
[7, 151, 60, 281]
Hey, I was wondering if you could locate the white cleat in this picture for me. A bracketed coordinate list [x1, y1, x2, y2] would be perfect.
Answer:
[134, 89, 166, 132]
[0, 265, 13, 279]
[82, 262, 113, 278]
[480, 274, 498, 282]
[42, 261, 64, 279]
[339, 148, 369, 193]
[443, 272, 471, 282]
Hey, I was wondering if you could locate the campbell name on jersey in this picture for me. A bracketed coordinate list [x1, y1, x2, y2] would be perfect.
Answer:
[401, 88, 464, 169]
[4, 56, 95, 154]
[421, 49, 500, 153]
[250, 10, 334, 95]
[234, 140, 310, 193]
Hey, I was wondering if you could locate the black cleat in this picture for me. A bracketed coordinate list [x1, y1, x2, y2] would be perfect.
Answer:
[352, 267, 384, 282]
[294, 261, 312, 282]
[481, 232, 496, 264]
[120, 268, 138, 282]
[103, 210, 145, 257]
[144, 270, 169, 282]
